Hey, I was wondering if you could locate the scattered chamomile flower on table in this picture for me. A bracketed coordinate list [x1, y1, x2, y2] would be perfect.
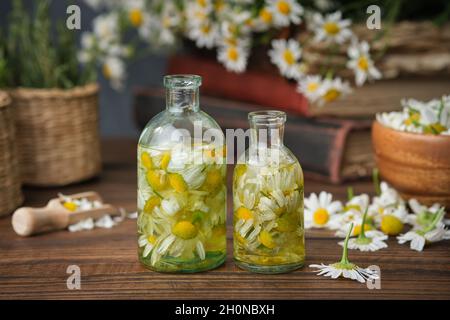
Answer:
[310, 223, 379, 283]
[339, 208, 388, 252]
[378, 205, 409, 236]
[311, 11, 352, 44]
[334, 193, 371, 237]
[406, 198, 446, 229]
[397, 209, 450, 252]
[347, 40, 382, 86]
[304, 191, 342, 229]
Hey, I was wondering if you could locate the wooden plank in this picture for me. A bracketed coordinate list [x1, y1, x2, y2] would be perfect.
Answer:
[0, 139, 448, 299]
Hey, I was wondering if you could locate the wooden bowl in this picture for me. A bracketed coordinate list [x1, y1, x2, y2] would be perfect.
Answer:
[372, 120, 450, 209]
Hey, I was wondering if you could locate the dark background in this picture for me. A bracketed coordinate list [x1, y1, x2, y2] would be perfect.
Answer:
[0, 0, 167, 137]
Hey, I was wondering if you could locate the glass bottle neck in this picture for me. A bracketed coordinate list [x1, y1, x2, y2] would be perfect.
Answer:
[249, 122, 285, 149]
[166, 87, 200, 113]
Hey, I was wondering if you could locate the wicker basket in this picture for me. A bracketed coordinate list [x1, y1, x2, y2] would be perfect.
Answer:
[9, 84, 101, 186]
[0, 91, 23, 216]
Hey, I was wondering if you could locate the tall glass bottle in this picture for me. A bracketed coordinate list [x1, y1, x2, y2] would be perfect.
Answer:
[137, 75, 227, 273]
[233, 111, 305, 273]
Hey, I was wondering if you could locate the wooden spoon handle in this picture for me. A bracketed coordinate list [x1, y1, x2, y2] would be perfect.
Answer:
[12, 206, 69, 237]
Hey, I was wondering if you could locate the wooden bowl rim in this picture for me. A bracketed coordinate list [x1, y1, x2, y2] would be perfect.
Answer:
[373, 120, 450, 142]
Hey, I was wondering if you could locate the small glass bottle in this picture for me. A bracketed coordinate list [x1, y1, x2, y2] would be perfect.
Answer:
[137, 75, 227, 273]
[233, 111, 305, 273]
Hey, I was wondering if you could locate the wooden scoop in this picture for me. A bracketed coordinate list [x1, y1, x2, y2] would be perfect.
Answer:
[12, 191, 121, 237]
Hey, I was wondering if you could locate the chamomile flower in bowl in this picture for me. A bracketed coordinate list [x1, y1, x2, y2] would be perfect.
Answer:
[304, 191, 342, 229]
[373, 96, 450, 208]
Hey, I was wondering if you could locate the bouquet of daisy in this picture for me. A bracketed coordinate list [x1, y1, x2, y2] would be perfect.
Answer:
[80, 0, 385, 105]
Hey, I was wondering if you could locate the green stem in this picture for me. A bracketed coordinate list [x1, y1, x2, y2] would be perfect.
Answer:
[372, 168, 381, 196]
[347, 187, 354, 201]
[340, 223, 354, 265]
[422, 208, 445, 233]
[358, 207, 369, 240]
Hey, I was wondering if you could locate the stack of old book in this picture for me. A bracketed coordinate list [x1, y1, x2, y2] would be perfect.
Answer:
[134, 54, 450, 184]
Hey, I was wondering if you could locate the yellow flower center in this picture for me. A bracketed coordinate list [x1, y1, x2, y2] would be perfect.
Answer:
[277, 1, 291, 15]
[227, 47, 239, 61]
[63, 201, 78, 212]
[197, 0, 207, 7]
[283, 50, 295, 65]
[313, 208, 329, 225]
[352, 224, 372, 236]
[172, 221, 198, 240]
[323, 88, 341, 102]
[102, 64, 111, 79]
[357, 56, 369, 71]
[236, 207, 253, 220]
[344, 204, 361, 212]
[129, 9, 143, 27]
[140, 152, 154, 170]
[160, 152, 171, 170]
[215, 0, 225, 11]
[147, 235, 157, 244]
[307, 82, 319, 93]
[146, 170, 168, 191]
[143, 196, 161, 214]
[201, 24, 211, 34]
[381, 215, 404, 235]
[204, 169, 223, 189]
[260, 8, 273, 23]
[323, 22, 340, 35]
[404, 113, 420, 126]
[259, 230, 276, 249]
[168, 173, 187, 193]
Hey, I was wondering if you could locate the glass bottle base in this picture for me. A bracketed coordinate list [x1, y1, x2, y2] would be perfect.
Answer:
[139, 253, 226, 273]
[234, 259, 304, 274]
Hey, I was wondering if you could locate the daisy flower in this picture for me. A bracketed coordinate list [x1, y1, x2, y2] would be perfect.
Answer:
[339, 208, 388, 252]
[335, 193, 371, 237]
[310, 223, 379, 283]
[406, 198, 445, 229]
[304, 191, 342, 229]
[218, 44, 249, 73]
[312, 11, 352, 44]
[297, 75, 323, 103]
[268, 0, 304, 27]
[347, 40, 382, 86]
[398, 209, 450, 252]
[188, 21, 219, 49]
[378, 205, 409, 236]
[138, 234, 157, 258]
[101, 56, 126, 90]
[253, 6, 274, 32]
[268, 39, 303, 80]
[316, 77, 351, 106]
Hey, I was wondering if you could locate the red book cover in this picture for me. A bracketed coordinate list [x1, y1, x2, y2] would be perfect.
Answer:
[167, 54, 310, 116]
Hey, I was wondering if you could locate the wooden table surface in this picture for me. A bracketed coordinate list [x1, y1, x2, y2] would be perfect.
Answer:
[0, 139, 449, 300]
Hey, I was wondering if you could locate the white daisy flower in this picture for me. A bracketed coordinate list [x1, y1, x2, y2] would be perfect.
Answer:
[217, 44, 249, 73]
[312, 11, 352, 44]
[310, 223, 379, 283]
[297, 75, 323, 103]
[268, 39, 303, 80]
[406, 199, 445, 229]
[138, 234, 157, 258]
[304, 191, 342, 229]
[161, 196, 181, 216]
[188, 21, 219, 49]
[316, 77, 351, 106]
[347, 40, 382, 86]
[253, 6, 274, 32]
[102, 56, 126, 90]
[334, 194, 371, 237]
[339, 208, 388, 252]
[268, 0, 304, 27]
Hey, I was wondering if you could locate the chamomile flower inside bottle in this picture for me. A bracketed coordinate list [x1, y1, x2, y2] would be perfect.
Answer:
[137, 75, 227, 272]
[233, 111, 305, 273]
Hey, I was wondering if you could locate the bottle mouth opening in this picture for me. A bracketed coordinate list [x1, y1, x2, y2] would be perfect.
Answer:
[164, 74, 202, 89]
[248, 110, 286, 125]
